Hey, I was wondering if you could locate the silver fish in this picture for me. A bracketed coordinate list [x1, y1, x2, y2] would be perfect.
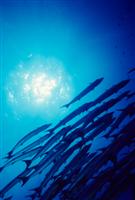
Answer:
[61, 78, 104, 108]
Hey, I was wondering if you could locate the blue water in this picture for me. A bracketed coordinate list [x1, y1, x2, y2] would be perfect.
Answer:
[0, 0, 135, 199]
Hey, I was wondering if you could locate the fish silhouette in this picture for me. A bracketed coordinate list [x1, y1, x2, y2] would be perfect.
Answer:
[128, 67, 135, 74]
[6, 123, 51, 158]
[61, 78, 104, 108]
[0, 75, 134, 200]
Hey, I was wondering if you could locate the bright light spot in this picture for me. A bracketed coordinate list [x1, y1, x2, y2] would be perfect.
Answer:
[23, 84, 30, 92]
[24, 73, 29, 80]
[25, 73, 57, 103]
[8, 91, 15, 103]
[28, 53, 33, 58]
[6, 56, 74, 119]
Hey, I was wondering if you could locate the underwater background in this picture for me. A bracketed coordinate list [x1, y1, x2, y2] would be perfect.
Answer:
[0, 0, 135, 200]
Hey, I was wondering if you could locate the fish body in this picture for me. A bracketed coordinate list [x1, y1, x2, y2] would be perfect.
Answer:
[118, 102, 135, 117]
[70, 112, 113, 133]
[106, 102, 135, 136]
[98, 152, 135, 200]
[0, 147, 41, 173]
[42, 148, 91, 199]
[85, 118, 114, 142]
[7, 123, 51, 157]
[50, 80, 129, 132]
[38, 141, 84, 192]
[28, 126, 72, 166]
[84, 112, 114, 134]
[0, 168, 32, 198]
[94, 79, 130, 105]
[4, 197, 12, 200]
[128, 67, 135, 74]
[83, 91, 128, 128]
[26, 126, 86, 179]
[126, 91, 135, 99]
[8, 133, 51, 159]
[61, 78, 104, 108]
[0, 75, 134, 200]
[76, 150, 135, 200]
[67, 119, 135, 194]
[50, 102, 94, 132]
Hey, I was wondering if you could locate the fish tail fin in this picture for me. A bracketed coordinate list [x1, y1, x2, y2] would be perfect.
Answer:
[60, 103, 70, 109]
[0, 166, 4, 173]
[23, 160, 31, 168]
[48, 128, 54, 133]
[20, 176, 29, 186]
[5, 151, 13, 159]
[3, 155, 12, 160]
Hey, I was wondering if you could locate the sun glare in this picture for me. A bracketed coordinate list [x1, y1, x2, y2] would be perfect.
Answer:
[6, 57, 74, 118]
[23, 73, 57, 103]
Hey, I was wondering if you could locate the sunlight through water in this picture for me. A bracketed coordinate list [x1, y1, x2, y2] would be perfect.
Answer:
[6, 56, 74, 119]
